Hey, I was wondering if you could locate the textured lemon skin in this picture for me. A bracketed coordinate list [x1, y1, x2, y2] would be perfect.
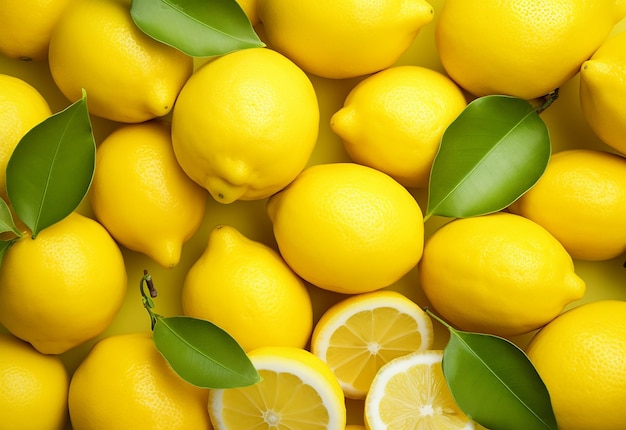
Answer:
[182, 225, 313, 352]
[419, 212, 585, 337]
[258, 0, 434, 79]
[436, 0, 625, 99]
[68, 332, 212, 430]
[48, 0, 193, 123]
[267, 163, 424, 294]
[90, 120, 208, 269]
[0, 212, 127, 355]
[171, 47, 319, 204]
[527, 300, 626, 430]
[509, 149, 626, 261]
[0, 333, 69, 430]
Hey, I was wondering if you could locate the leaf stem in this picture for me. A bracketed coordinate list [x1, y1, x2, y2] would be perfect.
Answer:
[140, 269, 160, 330]
[424, 307, 453, 331]
[534, 89, 559, 115]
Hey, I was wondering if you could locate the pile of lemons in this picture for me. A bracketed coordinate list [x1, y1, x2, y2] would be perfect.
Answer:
[1, 0, 626, 429]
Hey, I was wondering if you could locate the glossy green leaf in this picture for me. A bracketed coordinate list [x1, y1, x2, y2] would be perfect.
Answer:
[153, 315, 261, 389]
[0, 199, 20, 236]
[130, 0, 264, 57]
[0, 240, 15, 267]
[426, 95, 550, 219]
[443, 327, 557, 430]
[6, 90, 95, 238]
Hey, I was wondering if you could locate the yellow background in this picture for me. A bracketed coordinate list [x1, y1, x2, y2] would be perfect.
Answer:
[1, 0, 626, 427]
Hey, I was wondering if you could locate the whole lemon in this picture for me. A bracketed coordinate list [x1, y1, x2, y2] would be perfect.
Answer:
[330, 65, 467, 188]
[0, 0, 77, 61]
[0, 74, 51, 200]
[0, 333, 69, 430]
[171, 48, 319, 204]
[580, 30, 626, 155]
[181, 224, 313, 352]
[267, 163, 424, 294]
[509, 149, 626, 261]
[257, 0, 434, 79]
[436, 0, 626, 99]
[48, 0, 193, 123]
[235, 0, 259, 25]
[68, 332, 212, 430]
[0, 212, 127, 354]
[419, 212, 585, 337]
[90, 120, 208, 269]
[526, 300, 626, 430]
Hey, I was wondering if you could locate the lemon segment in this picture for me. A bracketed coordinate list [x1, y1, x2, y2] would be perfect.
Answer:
[364, 350, 475, 430]
[209, 346, 346, 429]
[311, 290, 433, 399]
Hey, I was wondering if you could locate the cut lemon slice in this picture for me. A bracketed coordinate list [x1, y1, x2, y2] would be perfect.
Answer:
[311, 290, 433, 399]
[365, 350, 475, 429]
[208, 346, 346, 429]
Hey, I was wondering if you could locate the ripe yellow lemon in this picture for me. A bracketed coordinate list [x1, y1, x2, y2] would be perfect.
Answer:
[509, 149, 626, 261]
[267, 163, 424, 294]
[0, 333, 69, 430]
[235, 0, 259, 25]
[181, 224, 313, 352]
[0, 212, 127, 354]
[209, 346, 346, 429]
[257, 0, 434, 79]
[526, 300, 626, 430]
[0, 74, 51, 201]
[171, 47, 319, 204]
[311, 290, 433, 399]
[331, 65, 467, 188]
[364, 350, 475, 429]
[580, 30, 626, 155]
[0, 0, 77, 61]
[419, 212, 586, 337]
[436, 0, 626, 99]
[68, 332, 212, 430]
[90, 120, 208, 269]
[48, 0, 193, 123]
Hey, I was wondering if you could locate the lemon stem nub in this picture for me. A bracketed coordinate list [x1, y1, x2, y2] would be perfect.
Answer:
[140, 270, 159, 330]
[535, 88, 560, 115]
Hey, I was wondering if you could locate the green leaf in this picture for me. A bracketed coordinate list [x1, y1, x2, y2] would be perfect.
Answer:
[6, 90, 95, 238]
[153, 315, 261, 389]
[443, 326, 557, 430]
[130, 0, 265, 57]
[0, 240, 15, 267]
[0, 199, 20, 236]
[426, 95, 550, 219]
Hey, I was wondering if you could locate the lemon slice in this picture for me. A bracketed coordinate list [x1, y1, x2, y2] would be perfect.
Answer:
[311, 290, 433, 399]
[208, 346, 346, 429]
[365, 350, 475, 429]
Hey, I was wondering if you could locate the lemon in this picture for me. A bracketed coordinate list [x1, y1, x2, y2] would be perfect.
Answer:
[68, 332, 212, 430]
[181, 224, 313, 352]
[235, 0, 259, 25]
[0, 212, 127, 354]
[436, 0, 626, 99]
[364, 350, 475, 429]
[0, 333, 69, 430]
[526, 300, 626, 430]
[509, 149, 626, 261]
[90, 120, 208, 269]
[209, 346, 346, 429]
[171, 47, 319, 204]
[580, 30, 626, 155]
[331, 65, 467, 188]
[267, 163, 424, 294]
[0, 0, 77, 61]
[311, 290, 433, 400]
[0, 74, 51, 201]
[257, 0, 434, 79]
[419, 212, 586, 337]
[48, 0, 193, 123]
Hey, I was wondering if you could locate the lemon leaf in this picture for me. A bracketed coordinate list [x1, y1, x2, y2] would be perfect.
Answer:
[0, 199, 20, 237]
[426, 95, 550, 219]
[6, 90, 95, 238]
[153, 315, 261, 389]
[130, 0, 265, 57]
